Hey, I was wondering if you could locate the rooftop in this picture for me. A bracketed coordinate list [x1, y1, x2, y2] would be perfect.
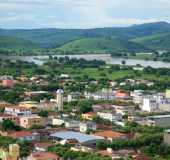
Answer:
[148, 115, 170, 119]
[94, 130, 127, 139]
[50, 131, 104, 143]
[31, 151, 59, 160]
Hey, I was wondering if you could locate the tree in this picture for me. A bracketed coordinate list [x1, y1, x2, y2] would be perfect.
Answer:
[38, 110, 48, 117]
[78, 100, 93, 114]
[121, 60, 126, 65]
[2, 120, 21, 131]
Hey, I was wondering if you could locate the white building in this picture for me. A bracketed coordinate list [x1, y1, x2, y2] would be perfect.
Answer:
[5, 106, 32, 116]
[97, 112, 122, 122]
[141, 97, 159, 112]
[79, 122, 97, 133]
[65, 120, 80, 128]
[51, 118, 65, 126]
[131, 90, 144, 104]
[56, 89, 64, 111]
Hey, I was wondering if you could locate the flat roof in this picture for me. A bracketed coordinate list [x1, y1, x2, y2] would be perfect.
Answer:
[148, 115, 170, 119]
[50, 131, 104, 143]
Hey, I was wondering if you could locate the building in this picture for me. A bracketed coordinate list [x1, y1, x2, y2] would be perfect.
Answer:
[5, 106, 32, 116]
[65, 120, 80, 128]
[56, 89, 64, 111]
[28, 151, 60, 160]
[8, 131, 40, 141]
[0, 144, 20, 160]
[141, 97, 159, 112]
[50, 131, 104, 147]
[0, 113, 19, 125]
[19, 115, 46, 128]
[166, 89, 170, 99]
[2, 79, 14, 88]
[79, 122, 97, 133]
[82, 112, 97, 121]
[97, 111, 122, 122]
[114, 105, 133, 115]
[84, 89, 115, 101]
[115, 90, 130, 99]
[94, 130, 128, 142]
[131, 90, 144, 104]
[164, 129, 170, 145]
[51, 118, 65, 126]
[147, 115, 170, 127]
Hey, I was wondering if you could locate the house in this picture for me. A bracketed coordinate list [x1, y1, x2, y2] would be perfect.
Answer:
[97, 111, 122, 122]
[114, 105, 134, 115]
[50, 117, 65, 126]
[50, 131, 104, 147]
[19, 115, 46, 128]
[82, 112, 96, 121]
[94, 130, 128, 142]
[34, 142, 54, 152]
[131, 90, 144, 104]
[0, 113, 19, 125]
[2, 79, 15, 88]
[115, 90, 130, 99]
[8, 131, 40, 141]
[28, 151, 61, 160]
[5, 106, 32, 116]
[140, 97, 159, 112]
[65, 120, 79, 128]
[79, 122, 97, 133]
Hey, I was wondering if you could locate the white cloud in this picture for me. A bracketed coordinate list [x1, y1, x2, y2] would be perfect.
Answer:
[0, 0, 170, 28]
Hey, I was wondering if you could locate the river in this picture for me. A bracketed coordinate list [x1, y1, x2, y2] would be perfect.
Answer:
[1, 54, 170, 68]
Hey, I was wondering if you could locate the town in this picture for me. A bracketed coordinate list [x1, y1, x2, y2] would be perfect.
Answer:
[0, 57, 170, 160]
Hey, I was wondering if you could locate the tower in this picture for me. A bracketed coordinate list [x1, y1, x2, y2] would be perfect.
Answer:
[56, 89, 64, 111]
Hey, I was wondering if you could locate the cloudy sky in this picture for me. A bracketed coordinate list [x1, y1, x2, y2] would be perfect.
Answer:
[0, 0, 170, 29]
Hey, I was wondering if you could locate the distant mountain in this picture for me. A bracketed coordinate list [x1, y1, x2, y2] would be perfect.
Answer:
[0, 21, 170, 48]
[132, 32, 170, 50]
[0, 21, 170, 54]
[0, 36, 38, 49]
[56, 37, 150, 54]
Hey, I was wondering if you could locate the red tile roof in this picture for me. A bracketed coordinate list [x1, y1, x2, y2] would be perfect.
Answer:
[8, 131, 34, 138]
[94, 130, 127, 139]
[32, 151, 59, 160]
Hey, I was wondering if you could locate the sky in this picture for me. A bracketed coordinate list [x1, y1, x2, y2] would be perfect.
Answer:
[0, 0, 170, 29]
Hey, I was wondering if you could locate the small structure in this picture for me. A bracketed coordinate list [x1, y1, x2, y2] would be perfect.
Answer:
[79, 122, 97, 133]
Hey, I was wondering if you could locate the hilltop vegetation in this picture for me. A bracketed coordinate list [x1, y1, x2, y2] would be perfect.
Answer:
[0, 36, 38, 49]
[132, 32, 170, 50]
[55, 37, 150, 54]
[0, 22, 170, 55]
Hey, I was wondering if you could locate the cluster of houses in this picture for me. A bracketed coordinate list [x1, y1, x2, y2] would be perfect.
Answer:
[1, 75, 170, 159]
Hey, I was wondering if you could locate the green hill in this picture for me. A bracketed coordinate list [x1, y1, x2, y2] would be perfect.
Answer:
[0, 36, 38, 49]
[0, 22, 170, 49]
[132, 32, 170, 50]
[56, 37, 150, 54]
